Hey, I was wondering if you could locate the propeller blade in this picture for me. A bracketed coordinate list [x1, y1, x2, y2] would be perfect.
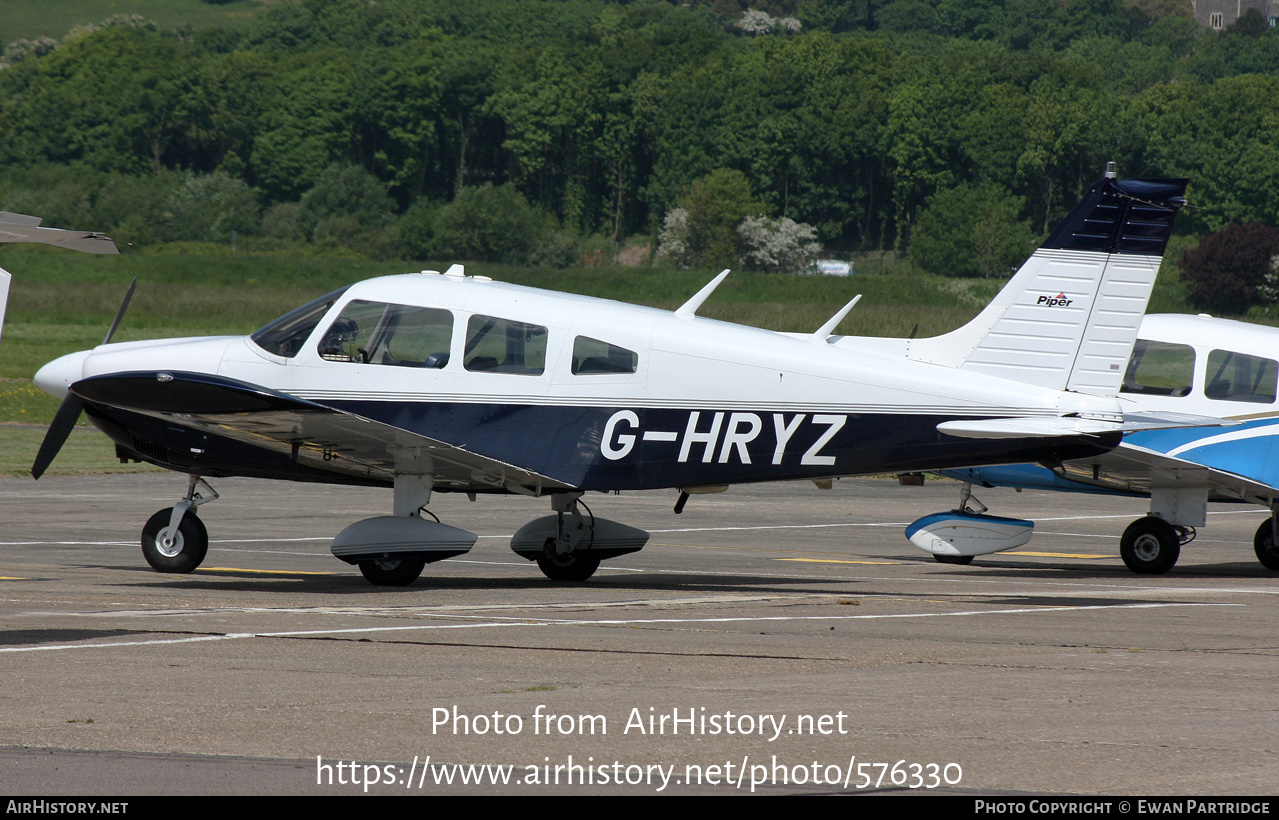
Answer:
[31, 394, 86, 480]
[31, 278, 135, 479]
[102, 277, 137, 345]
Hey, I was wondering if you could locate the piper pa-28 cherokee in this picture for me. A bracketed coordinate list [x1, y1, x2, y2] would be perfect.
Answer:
[29, 169, 1203, 586]
[920, 312, 1279, 575]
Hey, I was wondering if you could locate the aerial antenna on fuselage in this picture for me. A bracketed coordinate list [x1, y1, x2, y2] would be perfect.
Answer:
[811, 295, 862, 343]
[675, 269, 730, 318]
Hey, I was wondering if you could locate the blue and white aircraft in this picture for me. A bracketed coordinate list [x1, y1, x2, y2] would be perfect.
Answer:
[27, 171, 1200, 586]
[910, 312, 1279, 575]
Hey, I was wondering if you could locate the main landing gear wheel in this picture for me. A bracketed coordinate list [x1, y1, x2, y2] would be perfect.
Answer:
[536, 539, 600, 582]
[1120, 516, 1180, 575]
[141, 508, 209, 573]
[1253, 518, 1279, 571]
[359, 557, 427, 586]
[933, 555, 973, 565]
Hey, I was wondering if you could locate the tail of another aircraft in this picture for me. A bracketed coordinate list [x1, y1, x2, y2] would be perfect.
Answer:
[905, 168, 1187, 396]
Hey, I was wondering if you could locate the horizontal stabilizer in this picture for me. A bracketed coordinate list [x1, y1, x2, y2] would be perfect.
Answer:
[938, 416, 1126, 439]
[938, 411, 1233, 440]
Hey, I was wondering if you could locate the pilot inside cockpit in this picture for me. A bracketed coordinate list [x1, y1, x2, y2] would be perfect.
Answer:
[318, 317, 361, 362]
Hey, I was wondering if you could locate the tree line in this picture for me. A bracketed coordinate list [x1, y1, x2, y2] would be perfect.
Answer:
[2, 0, 1279, 285]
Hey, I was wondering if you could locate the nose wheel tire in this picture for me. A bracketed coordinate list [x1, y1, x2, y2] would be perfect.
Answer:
[537, 540, 600, 582]
[1254, 518, 1279, 570]
[141, 508, 209, 573]
[933, 554, 974, 565]
[359, 557, 426, 586]
[1120, 517, 1180, 575]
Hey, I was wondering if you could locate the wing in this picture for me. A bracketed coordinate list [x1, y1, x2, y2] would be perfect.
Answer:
[942, 416, 1279, 506]
[0, 213, 119, 254]
[1053, 420, 1279, 505]
[71, 370, 572, 495]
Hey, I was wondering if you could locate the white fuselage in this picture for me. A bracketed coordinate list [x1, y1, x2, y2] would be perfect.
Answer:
[37, 270, 1123, 491]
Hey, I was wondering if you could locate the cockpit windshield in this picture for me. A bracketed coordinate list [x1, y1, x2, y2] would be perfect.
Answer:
[250, 286, 351, 358]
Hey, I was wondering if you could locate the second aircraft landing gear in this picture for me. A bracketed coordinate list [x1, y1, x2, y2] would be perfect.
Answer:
[1254, 515, 1279, 571]
[931, 486, 987, 564]
[1119, 516, 1194, 574]
[1117, 484, 1205, 574]
[905, 483, 1032, 565]
[140, 476, 217, 573]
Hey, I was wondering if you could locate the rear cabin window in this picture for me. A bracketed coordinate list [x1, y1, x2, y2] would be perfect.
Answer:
[1205, 349, 1278, 404]
[463, 315, 547, 375]
[317, 300, 453, 368]
[571, 336, 638, 375]
[1121, 340, 1195, 397]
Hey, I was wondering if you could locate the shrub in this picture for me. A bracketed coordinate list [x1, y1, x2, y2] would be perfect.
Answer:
[1181, 222, 1279, 313]
[423, 183, 554, 264]
[910, 183, 1035, 278]
[163, 172, 261, 243]
[298, 164, 394, 243]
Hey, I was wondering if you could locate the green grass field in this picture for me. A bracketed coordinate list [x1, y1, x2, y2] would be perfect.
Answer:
[0, 243, 1205, 475]
[0, 0, 260, 43]
[0, 425, 164, 477]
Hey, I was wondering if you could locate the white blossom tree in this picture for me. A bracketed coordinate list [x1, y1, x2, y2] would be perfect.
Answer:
[736, 10, 801, 36]
[737, 215, 822, 273]
[654, 207, 695, 268]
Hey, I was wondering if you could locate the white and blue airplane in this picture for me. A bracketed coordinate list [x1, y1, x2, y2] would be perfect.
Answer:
[26, 170, 1201, 586]
[908, 312, 1279, 575]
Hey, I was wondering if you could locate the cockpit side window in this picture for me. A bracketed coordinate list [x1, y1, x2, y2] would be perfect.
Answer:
[463, 314, 547, 375]
[1205, 349, 1278, 403]
[1121, 340, 1195, 397]
[317, 300, 453, 368]
[571, 336, 638, 374]
[250, 286, 351, 358]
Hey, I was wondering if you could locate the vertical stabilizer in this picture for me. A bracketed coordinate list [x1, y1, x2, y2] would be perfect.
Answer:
[905, 175, 1186, 395]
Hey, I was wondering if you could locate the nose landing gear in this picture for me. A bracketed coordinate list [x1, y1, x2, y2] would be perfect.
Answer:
[141, 476, 217, 573]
